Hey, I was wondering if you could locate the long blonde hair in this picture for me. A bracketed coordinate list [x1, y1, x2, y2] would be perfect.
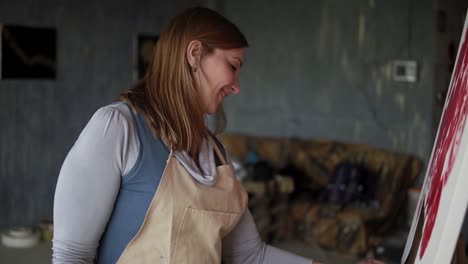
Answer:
[120, 7, 248, 158]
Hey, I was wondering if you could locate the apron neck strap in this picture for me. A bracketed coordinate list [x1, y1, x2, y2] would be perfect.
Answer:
[207, 135, 227, 165]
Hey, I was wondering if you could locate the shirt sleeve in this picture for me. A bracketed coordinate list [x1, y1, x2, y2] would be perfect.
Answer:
[52, 105, 134, 263]
[222, 152, 313, 263]
[222, 208, 313, 264]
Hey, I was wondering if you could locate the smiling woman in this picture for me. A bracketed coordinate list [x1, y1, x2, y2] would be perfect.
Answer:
[52, 6, 318, 264]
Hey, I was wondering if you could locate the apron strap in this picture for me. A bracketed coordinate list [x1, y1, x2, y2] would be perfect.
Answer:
[207, 135, 227, 166]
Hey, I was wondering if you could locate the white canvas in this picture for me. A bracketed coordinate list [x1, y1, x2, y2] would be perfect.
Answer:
[402, 11, 468, 264]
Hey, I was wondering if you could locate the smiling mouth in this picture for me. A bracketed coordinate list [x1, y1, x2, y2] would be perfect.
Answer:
[220, 88, 228, 98]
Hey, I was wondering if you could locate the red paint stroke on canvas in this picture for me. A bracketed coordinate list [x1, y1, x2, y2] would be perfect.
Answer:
[419, 30, 468, 259]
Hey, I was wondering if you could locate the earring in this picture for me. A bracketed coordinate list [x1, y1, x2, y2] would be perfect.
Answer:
[192, 65, 197, 72]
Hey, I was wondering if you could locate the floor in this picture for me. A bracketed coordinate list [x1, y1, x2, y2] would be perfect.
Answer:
[0, 239, 401, 264]
[274, 240, 362, 263]
[273, 240, 401, 264]
[0, 241, 52, 264]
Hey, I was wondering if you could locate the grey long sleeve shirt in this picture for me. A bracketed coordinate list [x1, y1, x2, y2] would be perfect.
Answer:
[52, 103, 313, 264]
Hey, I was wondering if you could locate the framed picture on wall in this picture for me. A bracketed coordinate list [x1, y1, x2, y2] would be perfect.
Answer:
[0, 24, 56, 79]
[136, 34, 158, 80]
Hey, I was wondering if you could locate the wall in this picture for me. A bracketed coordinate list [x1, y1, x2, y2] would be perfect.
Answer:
[433, 2, 468, 136]
[222, 0, 437, 180]
[0, 0, 213, 228]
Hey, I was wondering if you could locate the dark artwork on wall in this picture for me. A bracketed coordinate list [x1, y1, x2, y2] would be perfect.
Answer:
[137, 34, 158, 79]
[1, 25, 57, 79]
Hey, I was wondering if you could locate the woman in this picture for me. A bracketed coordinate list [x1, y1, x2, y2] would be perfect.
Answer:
[52, 6, 321, 264]
[52, 6, 383, 264]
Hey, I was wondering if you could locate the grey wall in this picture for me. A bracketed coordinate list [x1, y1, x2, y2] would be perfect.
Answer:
[222, 0, 436, 175]
[434, 2, 468, 138]
[0, 0, 214, 229]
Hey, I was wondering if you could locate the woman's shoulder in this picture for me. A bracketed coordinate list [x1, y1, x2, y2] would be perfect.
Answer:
[81, 102, 136, 139]
[94, 101, 132, 120]
[91, 102, 133, 126]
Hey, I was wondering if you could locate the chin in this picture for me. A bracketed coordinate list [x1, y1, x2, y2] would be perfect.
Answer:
[206, 108, 217, 115]
[206, 104, 221, 115]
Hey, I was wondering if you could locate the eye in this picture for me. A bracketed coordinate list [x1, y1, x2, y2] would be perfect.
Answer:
[230, 64, 237, 72]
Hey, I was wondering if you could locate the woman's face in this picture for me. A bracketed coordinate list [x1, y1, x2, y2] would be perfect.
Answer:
[194, 48, 244, 114]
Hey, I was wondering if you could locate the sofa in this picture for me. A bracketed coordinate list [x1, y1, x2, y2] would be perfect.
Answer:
[219, 133, 424, 256]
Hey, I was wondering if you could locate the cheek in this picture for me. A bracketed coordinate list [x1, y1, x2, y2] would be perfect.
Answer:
[200, 57, 234, 96]
[207, 69, 231, 94]
[218, 69, 235, 88]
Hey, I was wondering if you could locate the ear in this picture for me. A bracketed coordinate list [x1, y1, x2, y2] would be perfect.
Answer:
[186, 40, 202, 68]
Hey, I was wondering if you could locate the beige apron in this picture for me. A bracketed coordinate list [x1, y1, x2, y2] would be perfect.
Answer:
[117, 137, 247, 264]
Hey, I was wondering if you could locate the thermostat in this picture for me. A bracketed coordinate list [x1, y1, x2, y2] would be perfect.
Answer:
[392, 60, 418, 82]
